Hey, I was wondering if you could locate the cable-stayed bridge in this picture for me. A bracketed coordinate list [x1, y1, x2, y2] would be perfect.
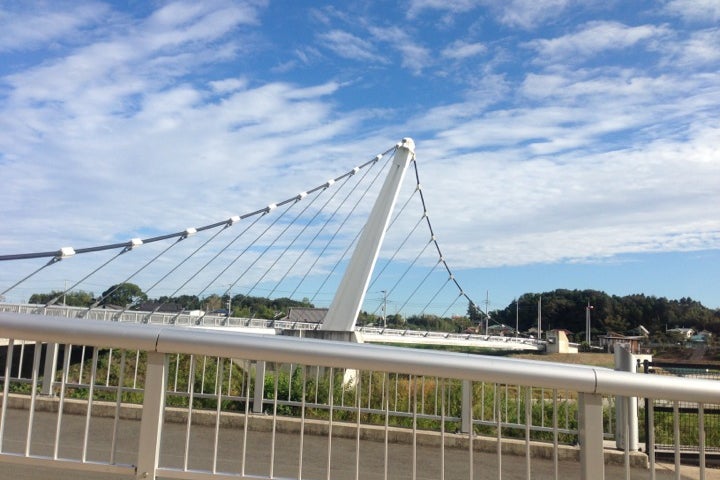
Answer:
[0, 139, 542, 351]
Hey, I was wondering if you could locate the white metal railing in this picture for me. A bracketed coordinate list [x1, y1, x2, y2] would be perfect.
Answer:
[1, 312, 719, 480]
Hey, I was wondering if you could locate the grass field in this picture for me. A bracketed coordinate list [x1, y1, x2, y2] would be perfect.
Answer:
[509, 352, 616, 369]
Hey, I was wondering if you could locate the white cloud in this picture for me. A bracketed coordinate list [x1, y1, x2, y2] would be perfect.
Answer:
[660, 28, 720, 67]
[663, 0, 720, 23]
[526, 21, 669, 64]
[317, 29, 384, 62]
[0, 1, 109, 52]
[442, 40, 487, 60]
[368, 26, 431, 75]
[495, 0, 574, 29]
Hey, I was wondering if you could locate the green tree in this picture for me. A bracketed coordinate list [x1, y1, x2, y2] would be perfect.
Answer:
[29, 290, 94, 307]
[99, 282, 147, 307]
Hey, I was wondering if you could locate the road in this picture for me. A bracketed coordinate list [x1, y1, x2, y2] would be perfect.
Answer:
[0, 409, 715, 479]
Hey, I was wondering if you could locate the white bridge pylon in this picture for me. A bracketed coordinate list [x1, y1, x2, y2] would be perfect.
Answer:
[321, 138, 415, 332]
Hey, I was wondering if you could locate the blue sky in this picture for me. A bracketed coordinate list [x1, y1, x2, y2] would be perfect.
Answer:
[1, 0, 719, 314]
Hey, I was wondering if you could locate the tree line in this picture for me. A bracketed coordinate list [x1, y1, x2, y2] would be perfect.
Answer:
[489, 289, 720, 339]
[28, 284, 719, 338]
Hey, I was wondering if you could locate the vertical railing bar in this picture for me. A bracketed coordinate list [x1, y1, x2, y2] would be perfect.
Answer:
[200, 356, 207, 394]
[698, 402, 705, 480]
[541, 387, 545, 428]
[525, 387, 532, 480]
[82, 347, 99, 463]
[133, 350, 140, 389]
[481, 382, 485, 422]
[135, 351, 167, 480]
[384, 372, 390, 480]
[412, 375, 417, 480]
[420, 375, 425, 415]
[355, 370, 362, 480]
[314, 367, 320, 404]
[0, 338, 15, 452]
[340, 369, 346, 409]
[468, 380, 474, 480]
[287, 363, 293, 403]
[105, 348, 113, 387]
[227, 358, 234, 397]
[552, 388, 559, 480]
[394, 373, 399, 412]
[53, 343, 71, 460]
[380, 371, 385, 413]
[270, 367, 279, 478]
[496, 383, 502, 480]
[673, 400, 680, 480]
[173, 353, 180, 393]
[79, 345, 86, 385]
[298, 365, 307, 480]
[110, 349, 127, 464]
[183, 355, 196, 472]
[240, 362, 251, 478]
[326, 368, 335, 480]
[17, 341, 25, 379]
[565, 388, 570, 430]
[435, 376, 440, 417]
[367, 370, 373, 411]
[212, 358, 224, 474]
[648, 399, 656, 480]
[516, 384, 521, 431]
[25, 342, 43, 456]
[213, 356, 220, 397]
[624, 396, 630, 480]
[440, 378, 446, 480]
[504, 383, 509, 427]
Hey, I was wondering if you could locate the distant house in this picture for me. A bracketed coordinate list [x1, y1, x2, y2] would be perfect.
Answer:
[284, 307, 328, 324]
[666, 327, 695, 339]
[545, 329, 578, 354]
[598, 332, 644, 354]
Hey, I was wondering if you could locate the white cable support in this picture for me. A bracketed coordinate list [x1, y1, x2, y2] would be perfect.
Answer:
[0, 146, 394, 303]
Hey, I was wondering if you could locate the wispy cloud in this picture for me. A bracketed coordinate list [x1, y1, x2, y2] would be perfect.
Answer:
[526, 21, 669, 64]
[317, 29, 384, 63]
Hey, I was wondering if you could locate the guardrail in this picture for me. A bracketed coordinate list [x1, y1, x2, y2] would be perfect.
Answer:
[2, 312, 719, 480]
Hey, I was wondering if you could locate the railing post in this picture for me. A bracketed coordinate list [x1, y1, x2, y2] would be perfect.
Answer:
[41, 342, 59, 396]
[578, 392, 604, 480]
[461, 380, 472, 433]
[136, 351, 167, 480]
[253, 360, 266, 414]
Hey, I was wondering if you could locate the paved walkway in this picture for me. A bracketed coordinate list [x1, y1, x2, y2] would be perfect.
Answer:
[0, 409, 716, 479]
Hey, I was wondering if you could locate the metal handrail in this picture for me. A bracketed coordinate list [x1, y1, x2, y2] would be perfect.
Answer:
[2, 312, 719, 403]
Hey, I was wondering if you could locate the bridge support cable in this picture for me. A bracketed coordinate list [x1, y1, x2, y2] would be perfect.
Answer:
[367, 212, 425, 292]
[322, 139, 415, 331]
[266, 159, 383, 301]
[43, 240, 142, 308]
[0, 248, 75, 299]
[369, 237, 434, 317]
[238, 181, 342, 301]
[306, 151, 396, 304]
[140, 221, 239, 321]
[394, 258, 443, 314]
[84, 234, 191, 315]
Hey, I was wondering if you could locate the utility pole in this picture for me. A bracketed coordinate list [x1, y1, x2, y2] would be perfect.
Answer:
[537, 296, 542, 341]
[381, 290, 387, 328]
[585, 301, 593, 344]
[515, 298, 519, 337]
[484, 291, 489, 335]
